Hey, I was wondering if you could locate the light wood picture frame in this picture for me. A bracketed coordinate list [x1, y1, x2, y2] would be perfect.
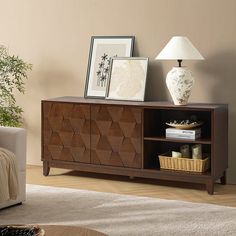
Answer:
[106, 57, 148, 101]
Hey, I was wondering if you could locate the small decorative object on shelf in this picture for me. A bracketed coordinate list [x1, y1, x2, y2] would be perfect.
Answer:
[166, 119, 203, 129]
[155, 36, 204, 105]
[192, 144, 202, 159]
[0, 225, 45, 236]
[172, 151, 182, 158]
[180, 144, 190, 158]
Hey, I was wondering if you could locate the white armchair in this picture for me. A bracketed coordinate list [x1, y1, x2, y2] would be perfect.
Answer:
[0, 126, 26, 209]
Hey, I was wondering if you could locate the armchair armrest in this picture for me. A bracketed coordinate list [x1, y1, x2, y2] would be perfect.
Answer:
[0, 126, 26, 171]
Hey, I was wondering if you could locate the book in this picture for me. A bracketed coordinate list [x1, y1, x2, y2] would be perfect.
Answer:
[166, 128, 201, 135]
[166, 128, 201, 140]
[166, 133, 201, 140]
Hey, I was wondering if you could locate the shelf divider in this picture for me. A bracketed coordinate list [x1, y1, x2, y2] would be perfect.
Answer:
[144, 136, 211, 144]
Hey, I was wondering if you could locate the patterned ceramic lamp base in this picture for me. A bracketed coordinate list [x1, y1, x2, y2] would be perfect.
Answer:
[166, 67, 194, 105]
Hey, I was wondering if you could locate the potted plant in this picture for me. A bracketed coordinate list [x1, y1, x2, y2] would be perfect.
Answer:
[0, 45, 32, 127]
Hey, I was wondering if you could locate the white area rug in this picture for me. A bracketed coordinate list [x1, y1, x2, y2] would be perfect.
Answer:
[0, 185, 236, 236]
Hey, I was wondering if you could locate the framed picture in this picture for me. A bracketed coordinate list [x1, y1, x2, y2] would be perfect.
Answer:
[84, 36, 135, 98]
[105, 57, 148, 101]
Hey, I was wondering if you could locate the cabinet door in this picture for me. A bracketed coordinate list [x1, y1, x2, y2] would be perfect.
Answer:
[42, 102, 90, 163]
[91, 105, 142, 168]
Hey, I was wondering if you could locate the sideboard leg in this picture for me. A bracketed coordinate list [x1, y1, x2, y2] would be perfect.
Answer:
[220, 171, 227, 185]
[206, 180, 214, 195]
[43, 161, 50, 176]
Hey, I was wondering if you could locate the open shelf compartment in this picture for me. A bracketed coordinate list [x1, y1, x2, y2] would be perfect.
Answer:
[144, 108, 212, 141]
[143, 140, 211, 171]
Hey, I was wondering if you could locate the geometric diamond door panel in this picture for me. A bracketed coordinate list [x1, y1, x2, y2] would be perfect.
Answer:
[42, 102, 90, 163]
[91, 105, 142, 168]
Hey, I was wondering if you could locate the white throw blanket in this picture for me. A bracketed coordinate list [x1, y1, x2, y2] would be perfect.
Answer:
[0, 147, 19, 203]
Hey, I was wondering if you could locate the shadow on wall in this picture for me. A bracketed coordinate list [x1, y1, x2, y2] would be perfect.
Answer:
[195, 49, 236, 102]
[196, 49, 236, 184]
[133, 40, 168, 102]
[145, 61, 168, 101]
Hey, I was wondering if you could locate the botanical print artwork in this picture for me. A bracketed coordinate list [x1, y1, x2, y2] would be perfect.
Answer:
[90, 43, 126, 93]
[107, 58, 148, 101]
[84, 36, 134, 98]
[96, 53, 117, 87]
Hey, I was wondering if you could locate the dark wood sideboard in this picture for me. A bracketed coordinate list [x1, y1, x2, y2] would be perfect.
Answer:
[41, 97, 228, 194]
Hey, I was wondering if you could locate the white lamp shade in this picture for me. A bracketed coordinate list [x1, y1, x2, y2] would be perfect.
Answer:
[155, 36, 204, 60]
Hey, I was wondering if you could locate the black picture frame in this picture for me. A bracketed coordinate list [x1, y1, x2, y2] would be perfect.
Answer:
[84, 36, 135, 99]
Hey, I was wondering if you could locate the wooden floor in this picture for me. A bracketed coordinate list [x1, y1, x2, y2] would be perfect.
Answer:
[27, 165, 236, 207]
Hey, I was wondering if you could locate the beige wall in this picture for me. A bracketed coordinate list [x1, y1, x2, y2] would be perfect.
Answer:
[0, 0, 235, 183]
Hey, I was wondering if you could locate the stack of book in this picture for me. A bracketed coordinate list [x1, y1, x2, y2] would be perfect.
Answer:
[166, 128, 201, 140]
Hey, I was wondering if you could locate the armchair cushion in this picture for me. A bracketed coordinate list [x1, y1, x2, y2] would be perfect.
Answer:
[0, 126, 26, 209]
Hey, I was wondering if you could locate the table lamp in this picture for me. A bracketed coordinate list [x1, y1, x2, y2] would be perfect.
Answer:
[155, 36, 204, 105]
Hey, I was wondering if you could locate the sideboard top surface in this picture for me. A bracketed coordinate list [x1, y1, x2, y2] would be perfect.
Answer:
[42, 96, 227, 110]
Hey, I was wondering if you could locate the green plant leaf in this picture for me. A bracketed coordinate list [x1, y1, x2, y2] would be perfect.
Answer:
[0, 45, 32, 127]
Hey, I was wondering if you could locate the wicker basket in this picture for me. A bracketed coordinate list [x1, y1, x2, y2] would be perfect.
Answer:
[158, 152, 210, 173]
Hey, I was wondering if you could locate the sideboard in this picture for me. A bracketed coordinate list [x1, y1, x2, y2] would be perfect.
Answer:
[41, 97, 228, 194]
